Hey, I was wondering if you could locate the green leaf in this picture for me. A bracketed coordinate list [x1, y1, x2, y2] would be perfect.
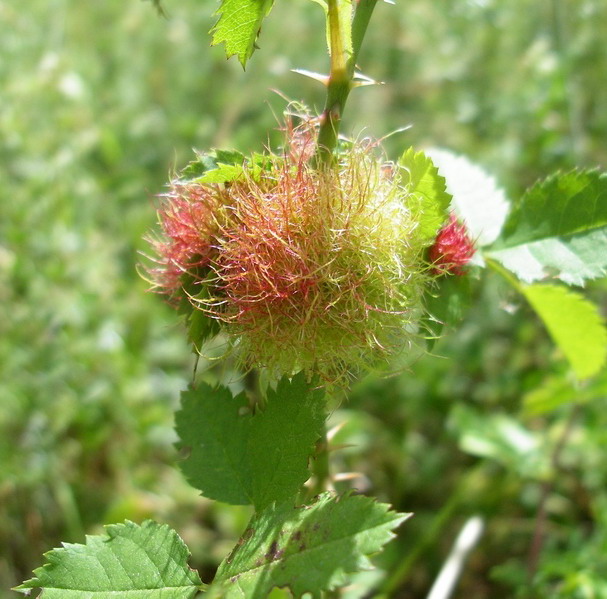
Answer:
[424, 274, 472, 346]
[522, 372, 607, 417]
[426, 148, 509, 246]
[212, 0, 275, 66]
[175, 373, 326, 510]
[181, 149, 246, 183]
[198, 163, 244, 184]
[209, 492, 409, 599]
[521, 283, 607, 380]
[398, 148, 452, 244]
[16, 520, 202, 598]
[175, 271, 220, 350]
[449, 404, 544, 478]
[489, 170, 607, 285]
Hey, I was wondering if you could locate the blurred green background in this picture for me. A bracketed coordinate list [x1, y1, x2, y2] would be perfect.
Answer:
[1, 0, 607, 597]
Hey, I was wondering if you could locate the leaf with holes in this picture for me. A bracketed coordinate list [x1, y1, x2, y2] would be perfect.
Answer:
[208, 492, 409, 599]
[16, 520, 202, 598]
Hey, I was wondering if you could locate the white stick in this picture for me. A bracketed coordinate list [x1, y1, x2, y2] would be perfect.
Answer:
[426, 516, 485, 599]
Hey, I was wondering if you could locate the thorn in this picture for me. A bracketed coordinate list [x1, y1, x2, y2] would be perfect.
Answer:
[328, 443, 358, 453]
[333, 472, 366, 482]
[352, 71, 384, 87]
[327, 421, 347, 442]
[291, 68, 330, 86]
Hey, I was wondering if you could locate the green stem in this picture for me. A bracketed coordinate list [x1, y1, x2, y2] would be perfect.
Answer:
[351, 0, 378, 59]
[377, 463, 487, 597]
[311, 423, 332, 496]
[484, 255, 524, 293]
[316, 0, 378, 164]
[526, 403, 581, 581]
[377, 491, 461, 597]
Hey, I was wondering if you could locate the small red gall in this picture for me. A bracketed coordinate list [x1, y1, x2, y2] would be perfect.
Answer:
[429, 213, 476, 275]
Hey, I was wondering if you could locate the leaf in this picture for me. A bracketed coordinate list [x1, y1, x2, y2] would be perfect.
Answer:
[181, 149, 246, 182]
[449, 404, 544, 478]
[522, 372, 607, 417]
[175, 373, 326, 510]
[198, 163, 243, 184]
[425, 148, 510, 246]
[398, 148, 452, 244]
[174, 268, 220, 350]
[180, 282, 220, 350]
[489, 169, 607, 285]
[521, 284, 607, 380]
[16, 520, 202, 598]
[209, 492, 409, 599]
[212, 0, 275, 66]
[423, 274, 472, 346]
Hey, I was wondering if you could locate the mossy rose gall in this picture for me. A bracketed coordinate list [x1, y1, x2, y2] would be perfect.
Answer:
[146, 127, 437, 383]
[429, 213, 476, 275]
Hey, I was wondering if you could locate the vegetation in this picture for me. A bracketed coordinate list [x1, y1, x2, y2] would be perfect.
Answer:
[2, 0, 607, 597]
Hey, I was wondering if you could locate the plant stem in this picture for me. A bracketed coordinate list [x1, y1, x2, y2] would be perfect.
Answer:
[316, 0, 378, 164]
[526, 403, 580, 581]
[351, 0, 378, 59]
[377, 463, 487, 597]
[311, 423, 332, 496]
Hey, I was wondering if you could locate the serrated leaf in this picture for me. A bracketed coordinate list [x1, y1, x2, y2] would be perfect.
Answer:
[425, 148, 510, 246]
[209, 492, 409, 599]
[16, 520, 202, 598]
[181, 149, 245, 183]
[175, 373, 326, 510]
[199, 163, 244, 184]
[522, 284, 607, 380]
[212, 0, 275, 66]
[489, 170, 607, 285]
[398, 148, 452, 244]
[180, 152, 221, 181]
[197, 150, 246, 185]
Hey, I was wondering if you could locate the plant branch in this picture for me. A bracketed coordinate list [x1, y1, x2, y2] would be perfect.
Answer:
[377, 464, 485, 597]
[316, 0, 378, 164]
[311, 423, 333, 496]
[526, 403, 581, 581]
[351, 0, 378, 59]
